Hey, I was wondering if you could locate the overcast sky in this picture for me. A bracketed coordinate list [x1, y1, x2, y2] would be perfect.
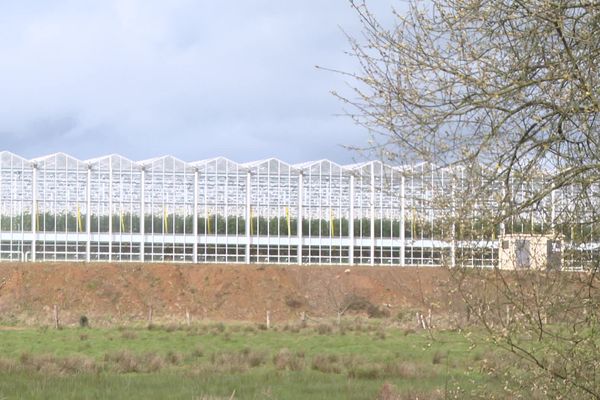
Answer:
[0, 1, 397, 164]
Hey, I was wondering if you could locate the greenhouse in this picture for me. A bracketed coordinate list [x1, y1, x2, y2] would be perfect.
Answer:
[0, 151, 597, 269]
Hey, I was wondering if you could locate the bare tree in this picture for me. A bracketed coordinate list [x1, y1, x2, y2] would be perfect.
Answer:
[336, 1, 600, 398]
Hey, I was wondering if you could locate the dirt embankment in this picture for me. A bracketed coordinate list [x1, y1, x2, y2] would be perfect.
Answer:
[0, 263, 455, 326]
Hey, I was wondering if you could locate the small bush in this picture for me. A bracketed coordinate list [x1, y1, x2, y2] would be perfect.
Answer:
[58, 355, 98, 374]
[121, 331, 137, 340]
[316, 323, 333, 335]
[367, 304, 390, 319]
[273, 348, 304, 371]
[191, 346, 204, 358]
[383, 361, 420, 379]
[213, 323, 226, 333]
[144, 353, 165, 372]
[243, 325, 257, 334]
[311, 354, 342, 374]
[347, 363, 382, 380]
[432, 350, 445, 365]
[374, 330, 386, 340]
[376, 382, 400, 400]
[342, 294, 372, 312]
[403, 328, 416, 336]
[284, 295, 304, 309]
[247, 350, 267, 367]
[106, 350, 140, 373]
[166, 351, 183, 365]
[209, 351, 249, 374]
[0, 358, 18, 373]
[79, 315, 89, 328]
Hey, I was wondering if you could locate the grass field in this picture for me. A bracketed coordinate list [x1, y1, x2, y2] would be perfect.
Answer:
[0, 321, 503, 399]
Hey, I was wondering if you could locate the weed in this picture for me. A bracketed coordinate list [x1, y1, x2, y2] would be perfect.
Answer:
[166, 351, 183, 365]
[106, 350, 141, 373]
[367, 304, 391, 319]
[432, 350, 445, 365]
[256, 323, 268, 331]
[374, 330, 386, 340]
[316, 323, 333, 335]
[348, 363, 382, 380]
[0, 358, 18, 373]
[212, 323, 226, 333]
[121, 331, 138, 340]
[243, 325, 257, 334]
[403, 328, 416, 336]
[144, 353, 165, 372]
[311, 354, 342, 374]
[247, 350, 267, 368]
[273, 348, 304, 371]
[383, 361, 421, 379]
[191, 346, 204, 358]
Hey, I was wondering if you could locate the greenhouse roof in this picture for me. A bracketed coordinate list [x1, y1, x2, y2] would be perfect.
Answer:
[4, 152, 468, 174]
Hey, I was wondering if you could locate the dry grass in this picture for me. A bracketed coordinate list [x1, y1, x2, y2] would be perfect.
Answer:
[273, 348, 305, 371]
[120, 331, 138, 340]
[311, 354, 342, 374]
[376, 383, 445, 400]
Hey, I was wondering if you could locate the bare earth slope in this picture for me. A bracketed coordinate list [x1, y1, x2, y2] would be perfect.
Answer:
[0, 263, 452, 326]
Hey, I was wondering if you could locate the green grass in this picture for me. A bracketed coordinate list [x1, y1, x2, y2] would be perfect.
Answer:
[0, 322, 500, 399]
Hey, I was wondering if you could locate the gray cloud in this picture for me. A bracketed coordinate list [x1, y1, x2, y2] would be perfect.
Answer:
[0, 1, 396, 163]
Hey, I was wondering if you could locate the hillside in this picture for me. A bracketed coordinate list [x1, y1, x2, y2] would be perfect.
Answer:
[0, 263, 454, 326]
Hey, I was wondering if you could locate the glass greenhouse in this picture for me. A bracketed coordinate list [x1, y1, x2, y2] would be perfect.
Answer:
[0, 151, 597, 268]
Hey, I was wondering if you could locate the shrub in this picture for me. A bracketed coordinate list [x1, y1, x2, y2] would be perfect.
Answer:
[273, 348, 304, 371]
[383, 361, 420, 379]
[374, 330, 386, 340]
[247, 350, 267, 367]
[243, 325, 257, 334]
[144, 353, 165, 372]
[311, 354, 342, 374]
[316, 323, 333, 335]
[367, 304, 390, 319]
[121, 331, 137, 340]
[0, 358, 18, 373]
[106, 350, 140, 373]
[256, 323, 268, 331]
[284, 295, 304, 309]
[347, 363, 382, 380]
[342, 294, 372, 312]
[166, 351, 183, 365]
[432, 350, 445, 365]
[191, 346, 204, 358]
[79, 315, 89, 328]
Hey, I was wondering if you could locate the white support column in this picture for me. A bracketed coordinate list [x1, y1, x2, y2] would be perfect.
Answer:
[400, 175, 406, 267]
[297, 172, 304, 265]
[193, 169, 199, 263]
[86, 166, 92, 262]
[245, 170, 251, 264]
[550, 188, 556, 234]
[349, 174, 355, 265]
[108, 158, 113, 261]
[500, 181, 507, 237]
[31, 164, 38, 262]
[140, 168, 146, 262]
[450, 174, 457, 268]
[370, 163, 375, 266]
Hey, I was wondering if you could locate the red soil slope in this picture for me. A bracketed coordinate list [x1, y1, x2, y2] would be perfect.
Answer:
[0, 263, 453, 326]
